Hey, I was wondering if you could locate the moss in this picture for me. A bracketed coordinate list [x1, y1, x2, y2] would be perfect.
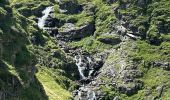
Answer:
[69, 36, 115, 53]
[95, 2, 117, 35]
[147, 25, 162, 44]
[100, 85, 118, 100]
[161, 34, 170, 42]
[0, 7, 7, 17]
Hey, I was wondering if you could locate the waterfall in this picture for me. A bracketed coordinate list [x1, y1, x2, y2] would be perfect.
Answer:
[74, 55, 97, 100]
[38, 7, 98, 100]
[75, 55, 95, 80]
[38, 6, 53, 29]
[87, 57, 94, 76]
[87, 90, 96, 100]
[75, 55, 86, 79]
[77, 86, 96, 100]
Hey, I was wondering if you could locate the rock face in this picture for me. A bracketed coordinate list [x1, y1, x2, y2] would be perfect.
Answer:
[58, 0, 83, 14]
[78, 38, 144, 99]
[57, 23, 95, 41]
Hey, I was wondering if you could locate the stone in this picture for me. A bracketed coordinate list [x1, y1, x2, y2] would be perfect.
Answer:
[116, 25, 127, 35]
[156, 85, 163, 98]
[83, 3, 96, 16]
[58, 0, 83, 14]
[97, 35, 121, 45]
[117, 81, 143, 96]
[57, 23, 95, 41]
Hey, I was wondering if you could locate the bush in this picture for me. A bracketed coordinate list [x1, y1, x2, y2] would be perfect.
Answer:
[147, 25, 161, 44]
[0, 7, 7, 18]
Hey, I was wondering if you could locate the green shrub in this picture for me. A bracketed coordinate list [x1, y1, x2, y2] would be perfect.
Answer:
[147, 25, 161, 44]
[0, 7, 7, 18]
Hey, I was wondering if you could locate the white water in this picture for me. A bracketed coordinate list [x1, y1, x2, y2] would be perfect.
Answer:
[38, 7, 96, 100]
[87, 57, 94, 76]
[38, 6, 53, 29]
[77, 86, 96, 100]
[74, 55, 97, 99]
[87, 90, 96, 100]
[75, 55, 95, 79]
[75, 55, 86, 79]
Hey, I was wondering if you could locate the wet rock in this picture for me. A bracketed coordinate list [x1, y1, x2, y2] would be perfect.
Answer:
[49, 28, 58, 37]
[75, 86, 96, 100]
[57, 23, 95, 41]
[44, 17, 56, 27]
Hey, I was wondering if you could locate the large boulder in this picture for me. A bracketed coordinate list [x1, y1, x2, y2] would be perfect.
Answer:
[97, 34, 121, 45]
[58, 0, 83, 14]
[57, 23, 95, 41]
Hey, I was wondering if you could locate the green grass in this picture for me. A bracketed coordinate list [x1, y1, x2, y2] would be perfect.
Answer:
[69, 36, 115, 53]
[36, 67, 73, 100]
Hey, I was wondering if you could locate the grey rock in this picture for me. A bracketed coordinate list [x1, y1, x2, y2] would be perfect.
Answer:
[156, 85, 164, 98]
[57, 23, 95, 41]
[97, 35, 121, 45]
[58, 0, 83, 14]
[83, 3, 96, 16]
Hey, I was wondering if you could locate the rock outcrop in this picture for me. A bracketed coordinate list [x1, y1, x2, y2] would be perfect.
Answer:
[57, 23, 95, 41]
[58, 0, 83, 14]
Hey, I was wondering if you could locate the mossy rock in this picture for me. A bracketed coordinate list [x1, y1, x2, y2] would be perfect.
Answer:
[59, 0, 83, 14]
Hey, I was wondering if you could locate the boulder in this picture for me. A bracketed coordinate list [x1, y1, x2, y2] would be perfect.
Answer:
[58, 0, 83, 14]
[117, 80, 143, 96]
[116, 25, 127, 35]
[57, 23, 95, 41]
[97, 35, 121, 45]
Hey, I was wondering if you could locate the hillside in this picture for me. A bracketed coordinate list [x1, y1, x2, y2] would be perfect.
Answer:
[0, 0, 170, 100]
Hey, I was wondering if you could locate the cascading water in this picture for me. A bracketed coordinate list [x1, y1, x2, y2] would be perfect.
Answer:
[77, 86, 96, 100]
[74, 55, 97, 100]
[75, 55, 86, 80]
[38, 6, 53, 29]
[38, 7, 99, 100]
[87, 57, 94, 76]
[74, 55, 95, 80]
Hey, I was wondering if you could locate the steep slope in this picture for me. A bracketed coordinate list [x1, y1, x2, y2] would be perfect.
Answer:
[0, 0, 170, 100]
[0, 0, 77, 99]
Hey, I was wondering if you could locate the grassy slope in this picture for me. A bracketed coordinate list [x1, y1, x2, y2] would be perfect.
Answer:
[1, 0, 74, 100]
[36, 67, 72, 100]
[1, 0, 170, 99]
